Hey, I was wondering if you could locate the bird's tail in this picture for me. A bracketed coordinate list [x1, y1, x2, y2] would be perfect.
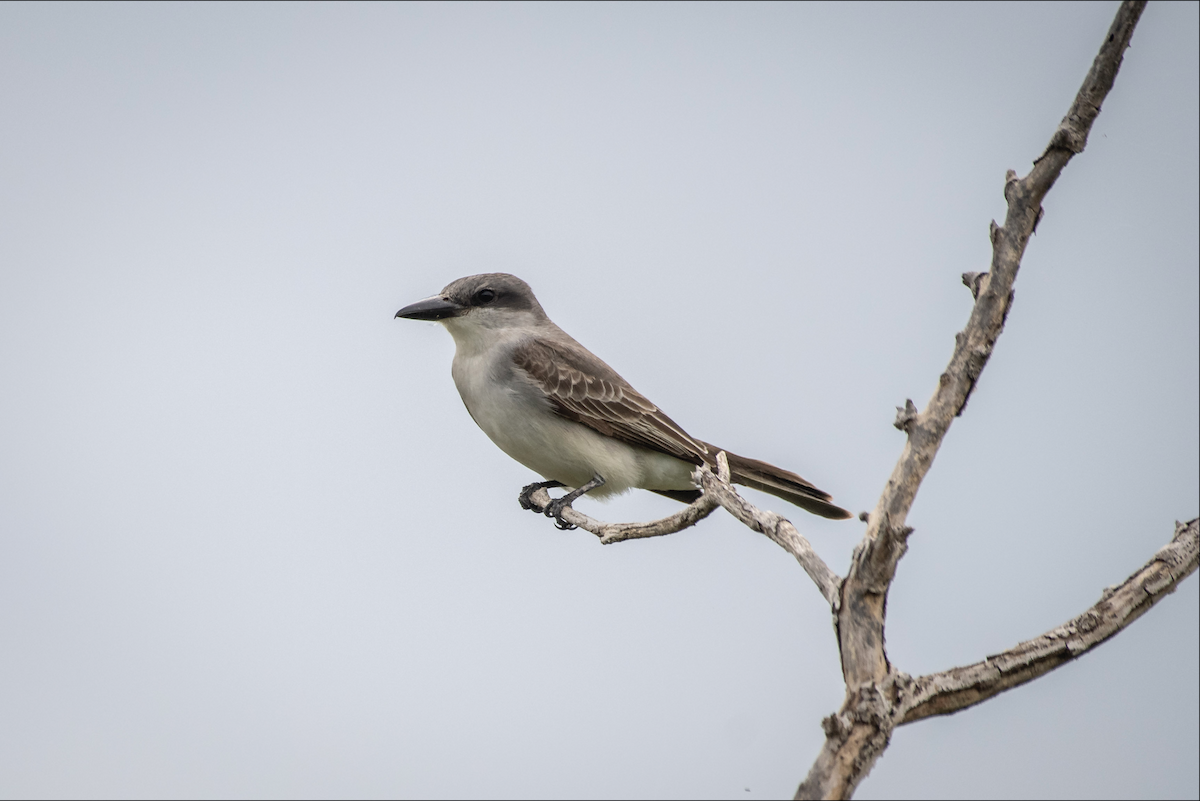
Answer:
[700, 442, 852, 520]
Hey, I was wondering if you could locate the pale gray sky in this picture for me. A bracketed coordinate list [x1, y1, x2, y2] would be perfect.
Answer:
[0, 2, 1196, 799]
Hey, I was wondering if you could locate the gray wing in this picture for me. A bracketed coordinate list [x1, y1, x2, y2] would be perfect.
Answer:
[511, 337, 709, 465]
[511, 335, 851, 519]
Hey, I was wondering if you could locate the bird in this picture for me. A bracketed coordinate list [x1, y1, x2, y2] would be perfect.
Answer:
[395, 273, 850, 527]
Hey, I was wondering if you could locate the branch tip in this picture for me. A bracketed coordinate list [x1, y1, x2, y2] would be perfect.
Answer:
[1003, 170, 1019, 202]
[893, 399, 919, 433]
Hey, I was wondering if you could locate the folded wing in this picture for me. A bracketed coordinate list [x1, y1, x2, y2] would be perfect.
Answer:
[511, 336, 850, 519]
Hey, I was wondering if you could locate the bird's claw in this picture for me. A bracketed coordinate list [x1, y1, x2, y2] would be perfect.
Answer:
[518, 484, 540, 511]
[518, 480, 564, 512]
[544, 498, 577, 530]
[517, 478, 594, 531]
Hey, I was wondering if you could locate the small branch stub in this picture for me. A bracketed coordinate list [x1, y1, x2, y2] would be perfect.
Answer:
[893, 399, 918, 433]
[1003, 169, 1018, 201]
[962, 271, 990, 300]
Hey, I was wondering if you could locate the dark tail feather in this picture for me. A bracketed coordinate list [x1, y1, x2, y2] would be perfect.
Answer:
[697, 442, 852, 520]
[651, 488, 704, 504]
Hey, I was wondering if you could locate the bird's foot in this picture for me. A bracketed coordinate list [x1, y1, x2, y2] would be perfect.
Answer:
[541, 473, 605, 531]
[519, 474, 605, 531]
[518, 480, 564, 511]
[544, 497, 577, 530]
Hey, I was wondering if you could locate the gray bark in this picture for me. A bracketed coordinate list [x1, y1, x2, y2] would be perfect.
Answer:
[796, 3, 1153, 797]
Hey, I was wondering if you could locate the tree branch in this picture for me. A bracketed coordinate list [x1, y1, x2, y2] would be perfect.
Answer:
[695, 465, 842, 609]
[796, 3, 1150, 798]
[521, 454, 732, 544]
[900, 518, 1199, 723]
[523, 454, 843, 609]
[525, 487, 720, 544]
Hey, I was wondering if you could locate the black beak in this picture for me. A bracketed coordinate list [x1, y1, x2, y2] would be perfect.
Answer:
[394, 296, 465, 321]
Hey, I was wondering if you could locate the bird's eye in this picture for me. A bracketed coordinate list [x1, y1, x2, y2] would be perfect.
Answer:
[476, 289, 496, 303]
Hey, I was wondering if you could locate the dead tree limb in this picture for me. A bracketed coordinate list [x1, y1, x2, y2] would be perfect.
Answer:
[525, 453, 843, 606]
[696, 464, 842, 608]
[900, 518, 1199, 723]
[524, 456, 840, 610]
[518, 4, 1187, 797]
[796, 3, 1151, 797]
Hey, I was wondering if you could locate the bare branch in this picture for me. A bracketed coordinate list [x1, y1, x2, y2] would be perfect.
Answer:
[900, 518, 1199, 723]
[797, 3, 1150, 798]
[695, 464, 842, 609]
[522, 454, 728, 544]
[522, 452, 844, 605]
[524, 486, 719, 544]
[858, 0, 1146, 578]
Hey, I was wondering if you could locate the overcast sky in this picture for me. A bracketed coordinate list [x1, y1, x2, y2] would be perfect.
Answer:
[0, 2, 1196, 799]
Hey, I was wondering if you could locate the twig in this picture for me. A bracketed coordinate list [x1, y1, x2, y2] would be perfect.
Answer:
[521, 453, 730, 544]
[524, 452, 844, 605]
[695, 464, 842, 609]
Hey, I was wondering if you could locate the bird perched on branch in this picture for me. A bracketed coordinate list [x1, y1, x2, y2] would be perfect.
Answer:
[396, 273, 850, 528]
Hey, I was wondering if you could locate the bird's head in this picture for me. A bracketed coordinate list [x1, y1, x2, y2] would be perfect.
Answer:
[395, 273, 549, 338]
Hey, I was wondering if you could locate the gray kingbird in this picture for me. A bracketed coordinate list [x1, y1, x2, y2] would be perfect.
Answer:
[395, 273, 850, 526]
